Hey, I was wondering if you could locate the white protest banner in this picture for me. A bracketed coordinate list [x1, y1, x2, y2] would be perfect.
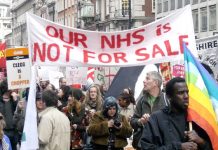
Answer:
[196, 35, 218, 78]
[5, 47, 31, 89]
[26, 5, 197, 67]
[20, 65, 38, 150]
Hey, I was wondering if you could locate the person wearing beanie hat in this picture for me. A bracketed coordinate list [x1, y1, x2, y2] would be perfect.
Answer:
[87, 96, 132, 150]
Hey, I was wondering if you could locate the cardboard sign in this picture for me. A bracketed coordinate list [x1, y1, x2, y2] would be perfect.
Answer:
[6, 48, 31, 89]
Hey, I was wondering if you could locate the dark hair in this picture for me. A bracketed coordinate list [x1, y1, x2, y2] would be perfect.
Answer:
[70, 88, 84, 101]
[165, 77, 186, 97]
[36, 91, 42, 100]
[60, 85, 72, 102]
[103, 96, 119, 118]
[119, 88, 135, 105]
[201, 63, 214, 75]
[42, 90, 58, 107]
[0, 79, 8, 96]
[59, 77, 65, 83]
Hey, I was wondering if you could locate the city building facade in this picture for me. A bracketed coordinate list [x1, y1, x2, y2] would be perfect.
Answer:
[0, 0, 12, 43]
[155, 0, 218, 39]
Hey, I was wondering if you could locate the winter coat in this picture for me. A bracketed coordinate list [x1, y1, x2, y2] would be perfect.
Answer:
[38, 107, 71, 150]
[141, 107, 212, 150]
[87, 111, 132, 149]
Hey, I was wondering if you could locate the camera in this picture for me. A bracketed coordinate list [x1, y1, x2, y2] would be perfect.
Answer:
[114, 119, 121, 127]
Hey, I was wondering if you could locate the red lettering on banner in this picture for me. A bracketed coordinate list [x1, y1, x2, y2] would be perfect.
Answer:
[152, 44, 165, 58]
[47, 44, 60, 61]
[179, 35, 189, 53]
[114, 53, 127, 63]
[117, 33, 131, 48]
[46, 26, 58, 37]
[135, 48, 150, 61]
[63, 45, 74, 62]
[132, 29, 145, 44]
[34, 43, 60, 62]
[34, 43, 46, 62]
[156, 23, 171, 36]
[84, 50, 95, 63]
[98, 53, 112, 63]
[101, 29, 145, 49]
[101, 35, 115, 49]
[83, 50, 128, 63]
[163, 23, 171, 33]
[165, 40, 179, 56]
[46, 26, 88, 48]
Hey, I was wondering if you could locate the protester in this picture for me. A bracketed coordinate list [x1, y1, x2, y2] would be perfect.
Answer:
[13, 98, 26, 146]
[0, 113, 12, 150]
[62, 88, 87, 149]
[140, 77, 212, 150]
[118, 88, 135, 121]
[84, 84, 103, 112]
[59, 77, 67, 88]
[45, 83, 57, 92]
[0, 79, 18, 150]
[38, 90, 71, 150]
[39, 79, 49, 91]
[130, 71, 168, 149]
[57, 85, 72, 110]
[87, 96, 132, 150]
[35, 91, 45, 113]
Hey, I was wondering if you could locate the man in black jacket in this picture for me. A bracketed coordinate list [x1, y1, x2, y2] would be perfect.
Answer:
[130, 71, 168, 149]
[140, 77, 212, 150]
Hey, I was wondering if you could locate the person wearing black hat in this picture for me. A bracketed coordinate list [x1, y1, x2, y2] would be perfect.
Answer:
[87, 96, 132, 150]
[35, 91, 45, 113]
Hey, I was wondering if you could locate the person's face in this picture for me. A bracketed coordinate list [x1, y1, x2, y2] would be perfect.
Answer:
[36, 99, 45, 111]
[143, 74, 157, 92]
[40, 81, 48, 89]
[58, 89, 64, 98]
[118, 98, 127, 108]
[170, 82, 189, 112]
[89, 87, 97, 100]
[68, 95, 75, 106]
[107, 106, 117, 117]
[60, 78, 67, 87]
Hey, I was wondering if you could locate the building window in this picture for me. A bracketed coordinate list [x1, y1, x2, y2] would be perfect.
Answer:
[163, 0, 168, 12]
[200, 7, 207, 32]
[122, 0, 129, 16]
[177, 0, 183, 8]
[209, 5, 216, 31]
[192, 9, 199, 33]
[192, 0, 198, 5]
[185, 0, 190, 5]
[201, 0, 206, 2]
[157, 0, 162, 14]
[152, 0, 155, 13]
[171, 0, 175, 10]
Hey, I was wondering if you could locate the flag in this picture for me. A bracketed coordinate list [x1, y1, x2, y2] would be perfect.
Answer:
[20, 65, 39, 150]
[184, 44, 218, 150]
[0, 42, 6, 68]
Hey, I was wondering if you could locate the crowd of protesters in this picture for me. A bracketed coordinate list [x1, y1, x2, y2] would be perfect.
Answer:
[0, 64, 214, 150]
